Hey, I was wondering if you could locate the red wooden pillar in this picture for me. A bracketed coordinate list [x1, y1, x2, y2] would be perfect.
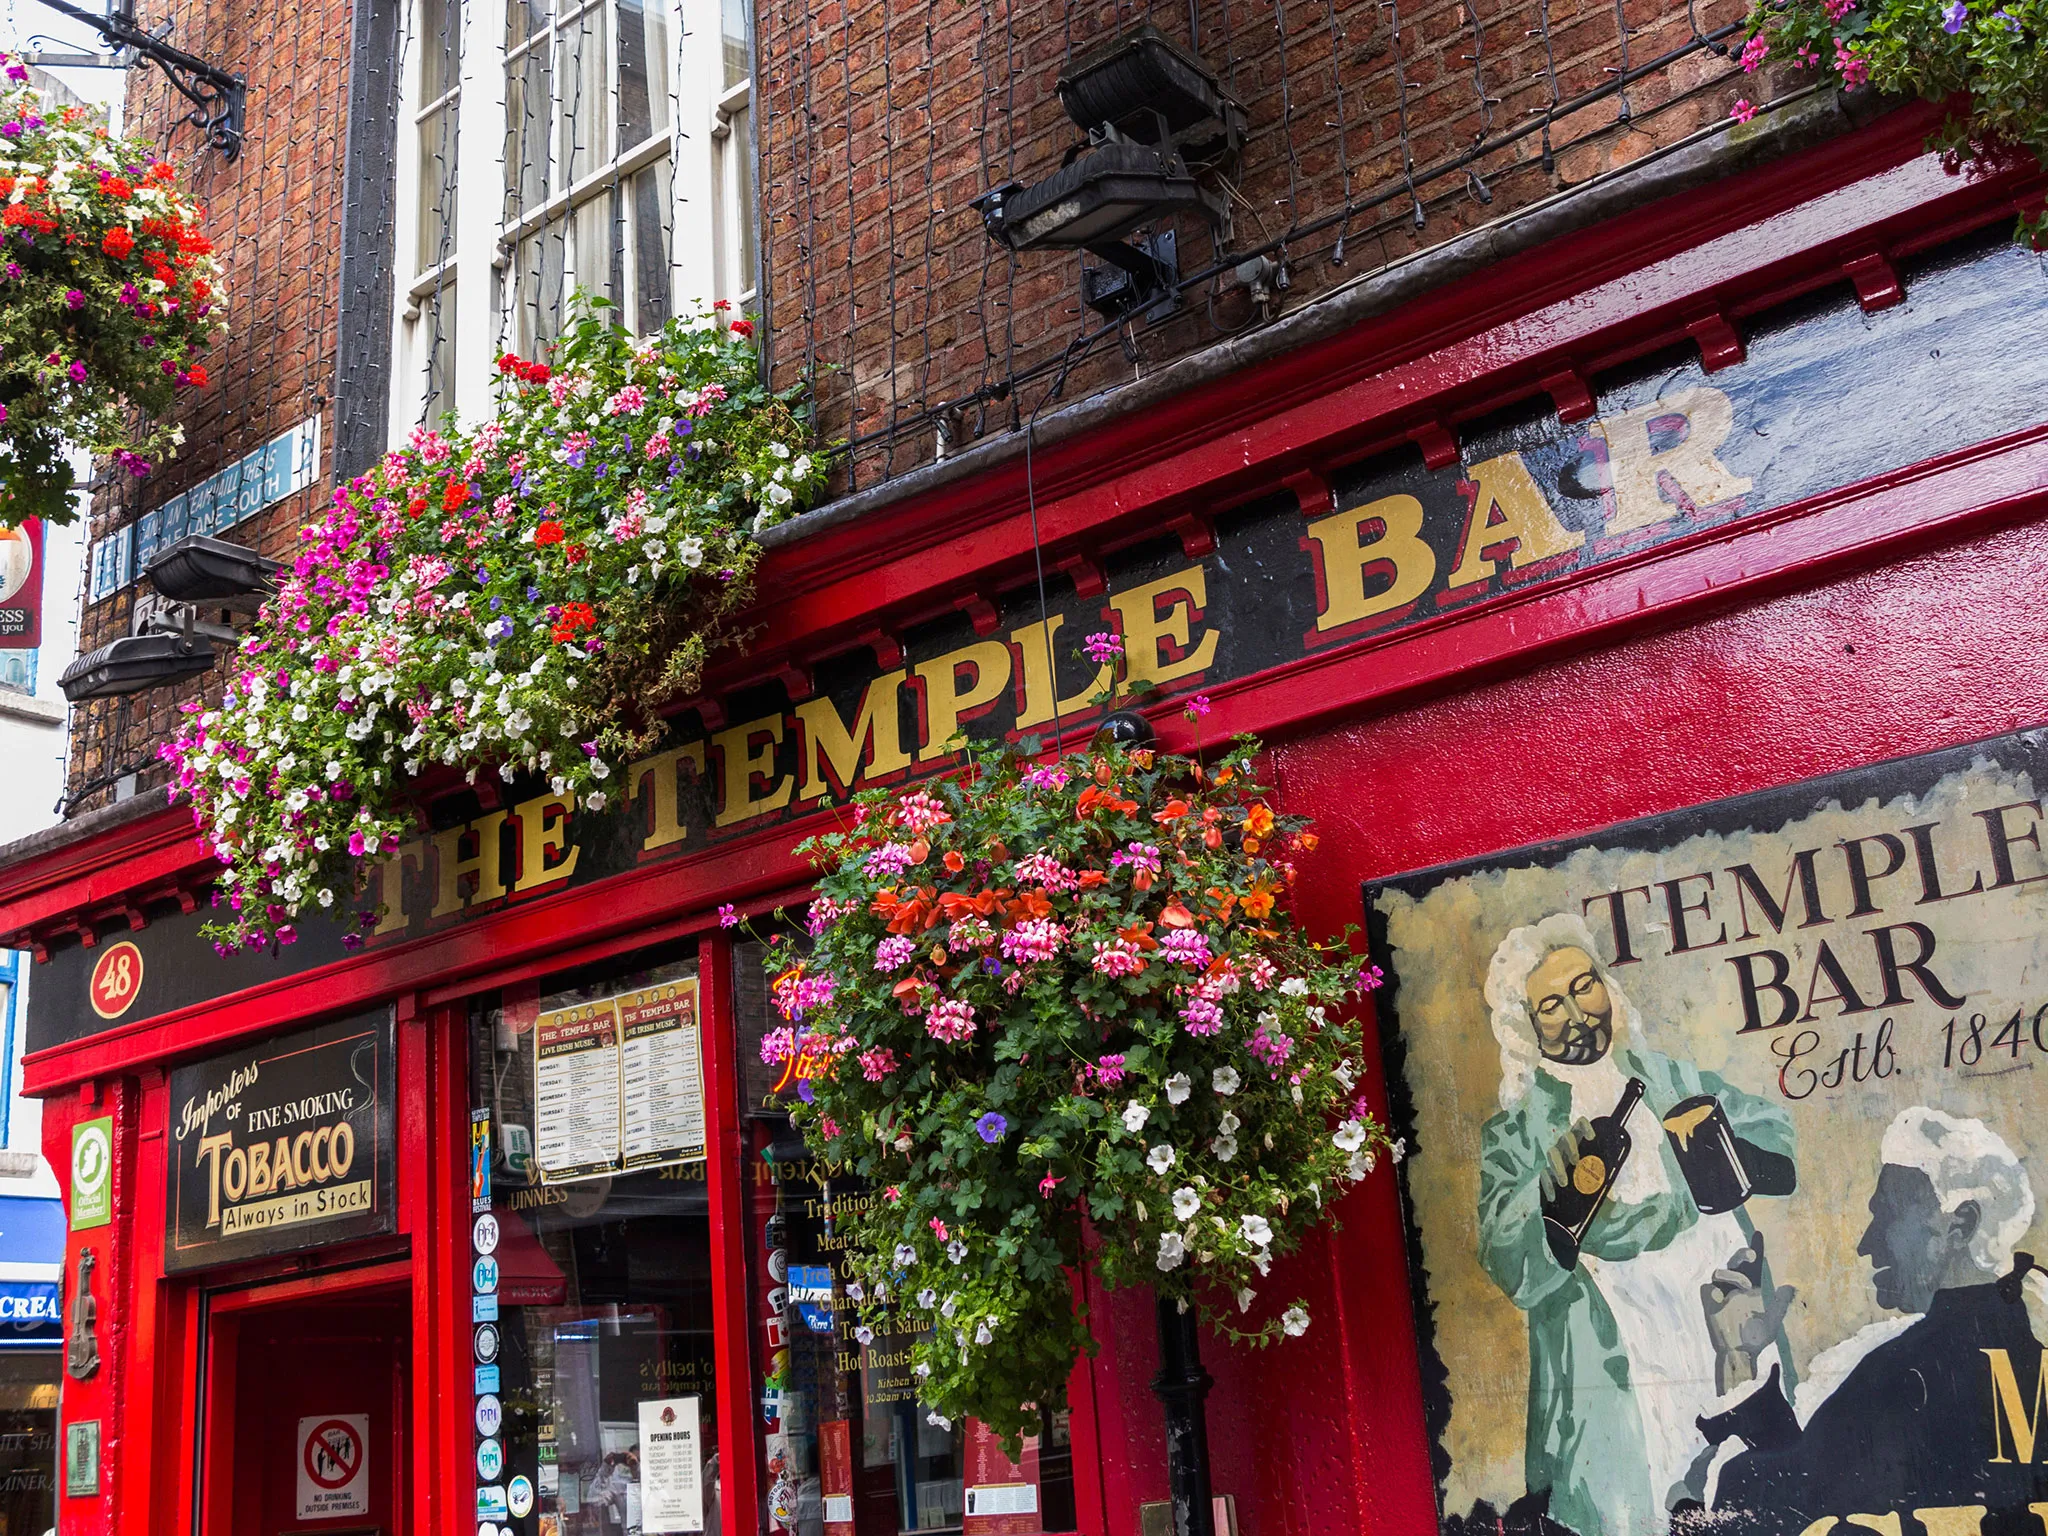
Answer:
[702, 934, 762, 1535]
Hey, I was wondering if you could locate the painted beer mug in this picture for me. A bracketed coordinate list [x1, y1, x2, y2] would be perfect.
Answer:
[1662, 1092, 1753, 1214]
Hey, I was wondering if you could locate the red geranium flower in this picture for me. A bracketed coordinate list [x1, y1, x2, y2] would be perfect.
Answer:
[533, 520, 566, 546]
[101, 227, 134, 258]
[441, 478, 469, 512]
[549, 601, 597, 644]
[184, 364, 210, 388]
[730, 319, 754, 338]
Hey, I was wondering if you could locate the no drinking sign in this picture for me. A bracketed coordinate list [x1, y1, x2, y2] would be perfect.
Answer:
[296, 1414, 370, 1519]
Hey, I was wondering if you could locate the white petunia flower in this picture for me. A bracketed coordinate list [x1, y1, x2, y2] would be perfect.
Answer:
[854, 1326, 875, 1346]
[1219, 1111, 1241, 1135]
[1212, 1134, 1238, 1162]
[916, 1288, 937, 1309]
[1122, 1101, 1150, 1134]
[946, 1239, 966, 1264]
[1213, 1067, 1241, 1096]
[894, 1245, 917, 1268]
[1241, 1213, 1273, 1247]
[1146, 1144, 1176, 1175]
[1346, 1148, 1376, 1180]
[1334, 1119, 1366, 1152]
[1282, 1305, 1310, 1337]
[1280, 977, 1310, 996]
[1172, 1186, 1201, 1221]
[974, 1322, 993, 1345]
[1156, 1232, 1187, 1272]
[1165, 1073, 1191, 1105]
[1333, 1059, 1356, 1092]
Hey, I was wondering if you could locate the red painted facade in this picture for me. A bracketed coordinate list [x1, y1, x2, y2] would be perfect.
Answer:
[7, 105, 2047, 1536]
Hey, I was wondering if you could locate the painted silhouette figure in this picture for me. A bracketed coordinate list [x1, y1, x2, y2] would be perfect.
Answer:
[1706, 1107, 2048, 1522]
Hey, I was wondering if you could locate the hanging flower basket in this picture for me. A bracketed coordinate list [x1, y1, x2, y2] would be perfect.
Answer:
[164, 301, 828, 951]
[0, 53, 225, 524]
[756, 704, 1393, 1442]
[1730, 0, 2048, 243]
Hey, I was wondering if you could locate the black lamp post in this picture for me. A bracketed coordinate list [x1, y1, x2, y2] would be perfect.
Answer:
[1153, 1297, 1217, 1536]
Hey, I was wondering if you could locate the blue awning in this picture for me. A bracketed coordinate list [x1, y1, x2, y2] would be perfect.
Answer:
[0, 1196, 66, 1265]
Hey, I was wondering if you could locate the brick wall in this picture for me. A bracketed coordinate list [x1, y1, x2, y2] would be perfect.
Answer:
[758, 0, 1775, 493]
[65, 0, 353, 814]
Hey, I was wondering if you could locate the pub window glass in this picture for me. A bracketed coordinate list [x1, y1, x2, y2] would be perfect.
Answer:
[0, 1353, 57, 1534]
[732, 937, 1078, 1536]
[470, 940, 719, 1536]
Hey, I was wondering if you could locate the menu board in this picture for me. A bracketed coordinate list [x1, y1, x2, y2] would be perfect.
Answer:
[534, 1002, 624, 1181]
[620, 981, 707, 1168]
[534, 978, 707, 1184]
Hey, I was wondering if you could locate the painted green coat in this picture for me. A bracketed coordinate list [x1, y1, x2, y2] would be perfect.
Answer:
[1476, 1047, 1795, 1536]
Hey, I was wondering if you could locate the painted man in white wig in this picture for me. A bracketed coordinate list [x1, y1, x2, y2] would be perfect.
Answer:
[1477, 913, 1796, 1536]
[1706, 1106, 2048, 1520]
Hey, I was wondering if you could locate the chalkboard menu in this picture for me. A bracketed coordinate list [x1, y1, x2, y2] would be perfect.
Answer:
[164, 1010, 396, 1273]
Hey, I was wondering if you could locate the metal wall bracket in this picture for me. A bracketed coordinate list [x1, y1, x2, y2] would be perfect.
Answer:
[34, 0, 245, 159]
[1083, 228, 1180, 323]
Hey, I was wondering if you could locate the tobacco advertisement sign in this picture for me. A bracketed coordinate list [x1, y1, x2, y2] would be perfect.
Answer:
[165, 1010, 395, 1272]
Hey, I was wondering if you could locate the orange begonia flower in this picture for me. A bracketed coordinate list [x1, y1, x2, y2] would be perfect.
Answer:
[1158, 901, 1197, 930]
[1077, 785, 1137, 817]
[1243, 804, 1276, 839]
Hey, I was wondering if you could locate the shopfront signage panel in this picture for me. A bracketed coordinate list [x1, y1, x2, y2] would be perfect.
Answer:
[0, 517, 43, 648]
[29, 237, 2048, 1051]
[163, 1011, 396, 1273]
[1366, 725, 2048, 1536]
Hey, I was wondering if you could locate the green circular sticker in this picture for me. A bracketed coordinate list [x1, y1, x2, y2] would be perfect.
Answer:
[476, 1437, 504, 1481]
[72, 1124, 110, 1198]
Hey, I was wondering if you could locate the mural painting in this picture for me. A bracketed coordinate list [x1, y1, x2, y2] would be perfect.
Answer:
[1367, 729, 2048, 1536]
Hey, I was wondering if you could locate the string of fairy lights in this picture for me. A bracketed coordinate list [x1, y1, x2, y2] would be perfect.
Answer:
[760, 0, 1756, 493]
[38, 0, 1756, 809]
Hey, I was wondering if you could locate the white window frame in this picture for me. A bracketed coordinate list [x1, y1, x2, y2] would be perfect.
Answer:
[387, 0, 751, 441]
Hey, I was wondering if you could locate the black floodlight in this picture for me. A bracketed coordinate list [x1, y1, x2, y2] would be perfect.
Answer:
[146, 534, 282, 607]
[976, 28, 1242, 323]
[59, 633, 217, 702]
[1057, 25, 1246, 155]
[981, 141, 1214, 252]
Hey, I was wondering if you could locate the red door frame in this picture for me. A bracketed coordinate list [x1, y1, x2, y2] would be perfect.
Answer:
[194, 1267, 411, 1536]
